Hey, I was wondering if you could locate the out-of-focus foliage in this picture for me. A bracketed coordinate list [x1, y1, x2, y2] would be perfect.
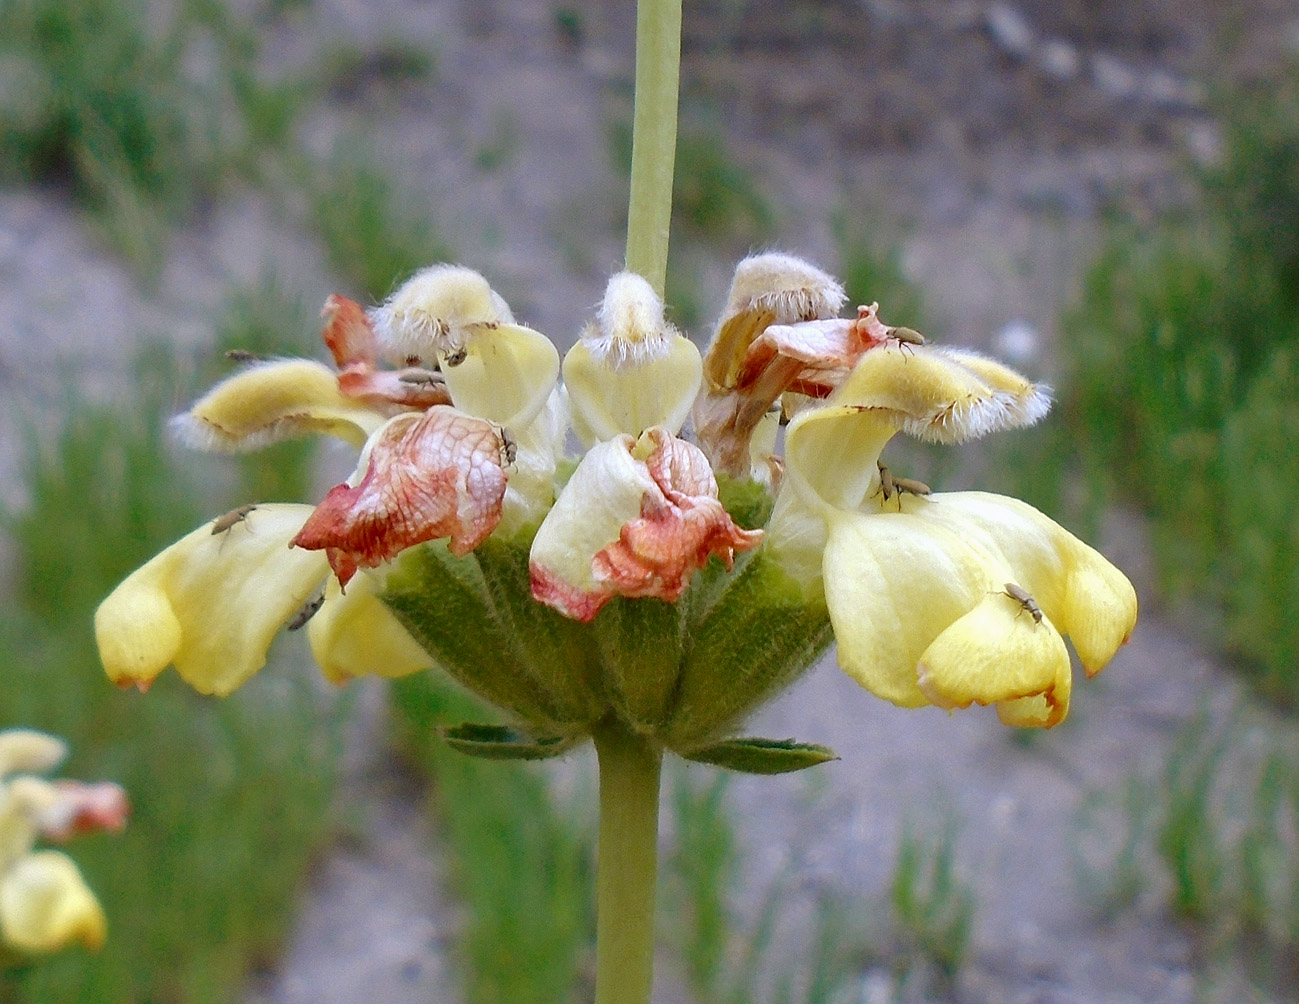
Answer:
[0, 0, 300, 275]
[1078, 708, 1299, 998]
[311, 149, 454, 303]
[1054, 64, 1299, 703]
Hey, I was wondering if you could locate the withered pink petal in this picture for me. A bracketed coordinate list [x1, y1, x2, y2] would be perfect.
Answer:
[591, 431, 763, 604]
[325, 295, 452, 411]
[40, 782, 130, 842]
[641, 427, 715, 496]
[746, 307, 891, 398]
[322, 294, 379, 368]
[292, 408, 508, 584]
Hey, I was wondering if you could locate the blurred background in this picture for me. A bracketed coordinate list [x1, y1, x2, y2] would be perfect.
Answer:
[1, 0, 1298, 1001]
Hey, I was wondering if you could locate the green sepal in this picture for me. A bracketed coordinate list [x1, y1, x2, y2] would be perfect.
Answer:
[382, 541, 572, 730]
[593, 595, 685, 731]
[666, 553, 832, 747]
[717, 472, 775, 530]
[680, 737, 838, 774]
[473, 536, 606, 724]
[441, 723, 582, 760]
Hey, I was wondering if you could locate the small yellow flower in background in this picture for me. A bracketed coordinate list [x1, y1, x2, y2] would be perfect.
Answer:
[94, 250, 1136, 771]
[0, 729, 127, 955]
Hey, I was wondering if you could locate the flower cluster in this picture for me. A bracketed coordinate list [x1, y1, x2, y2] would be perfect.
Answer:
[0, 730, 127, 955]
[95, 255, 1136, 761]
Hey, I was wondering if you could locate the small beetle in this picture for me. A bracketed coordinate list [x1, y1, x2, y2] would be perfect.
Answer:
[499, 427, 518, 467]
[443, 345, 468, 367]
[225, 348, 262, 363]
[888, 326, 926, 347]
[892, 475, 931, 499]
[875, 462, 930, 509]
[876, 460, 896, 502]
[1001, 582, 1043, 624]
[210, 503, 258, 535]
[287, 592, 326, 631]
[398, 369, 444, 387]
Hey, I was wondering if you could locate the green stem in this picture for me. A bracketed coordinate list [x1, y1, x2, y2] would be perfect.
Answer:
[624, 0, 683, 298]
[593, 721, 663, 1004]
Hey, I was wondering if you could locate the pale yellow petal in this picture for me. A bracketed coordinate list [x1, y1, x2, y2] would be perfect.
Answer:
[1061, 552, 1139, 676]
[94, 505, 330, 695]
[917, 593, 1071, 726]
[996, 690, 1069, 728]
[782, 402, 898, 513]
[822, 510, 991, 707]
[910, 492, 1137, 676]
[369, 264, 513, 362]
[172, 359, 388, 451]
[564, 334, 702, 444]
[497, 398, 563, 538]
[441, 323, 560, 430]
[0, 851, 106, 953]
[828, 344, 1050, 444]
[307, 575, 433, 684]
[0, 732, 67, 780]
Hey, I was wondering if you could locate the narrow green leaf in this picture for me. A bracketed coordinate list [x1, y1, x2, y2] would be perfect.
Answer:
[442, 723, 583, 761]
[681, 737, 838, 774]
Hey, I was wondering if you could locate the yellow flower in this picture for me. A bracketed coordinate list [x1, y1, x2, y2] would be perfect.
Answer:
[707, 253, 1137, 727]
[95, 254, 1135, 745]
[0, 730, 127, 954]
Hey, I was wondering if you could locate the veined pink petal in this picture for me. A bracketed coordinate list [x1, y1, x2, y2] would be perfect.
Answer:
[735, 306, 890, 398]
[292, 408, 508, 585]
[585, 430, 762, 609]
[324, 295, 452, 411]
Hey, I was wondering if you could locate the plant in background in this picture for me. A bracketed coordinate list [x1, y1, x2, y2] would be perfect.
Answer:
[891, 815, 973, 987]
[0, 730, 126, 957]
[90, 2, 1137, 1002]
[0, 0, 299, 275]
[1077, 708, 1299, 998]
[1058, 59, 1299, 703]
[3, 346, 343, 1004]
[312, 150, 454, 302]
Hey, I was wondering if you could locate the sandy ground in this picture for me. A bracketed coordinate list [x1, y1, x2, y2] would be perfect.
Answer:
[4, 0, 1298, 1001]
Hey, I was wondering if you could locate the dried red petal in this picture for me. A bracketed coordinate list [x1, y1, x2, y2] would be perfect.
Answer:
[322, 294, 379, 369]
[591, 430, 763, 603]
[292, 408, 508, 584]
[529, 562, 609, 623]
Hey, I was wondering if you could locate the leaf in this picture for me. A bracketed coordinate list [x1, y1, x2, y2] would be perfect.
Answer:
[680, 737, 838, 774]
[441, 723, 582, 761]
